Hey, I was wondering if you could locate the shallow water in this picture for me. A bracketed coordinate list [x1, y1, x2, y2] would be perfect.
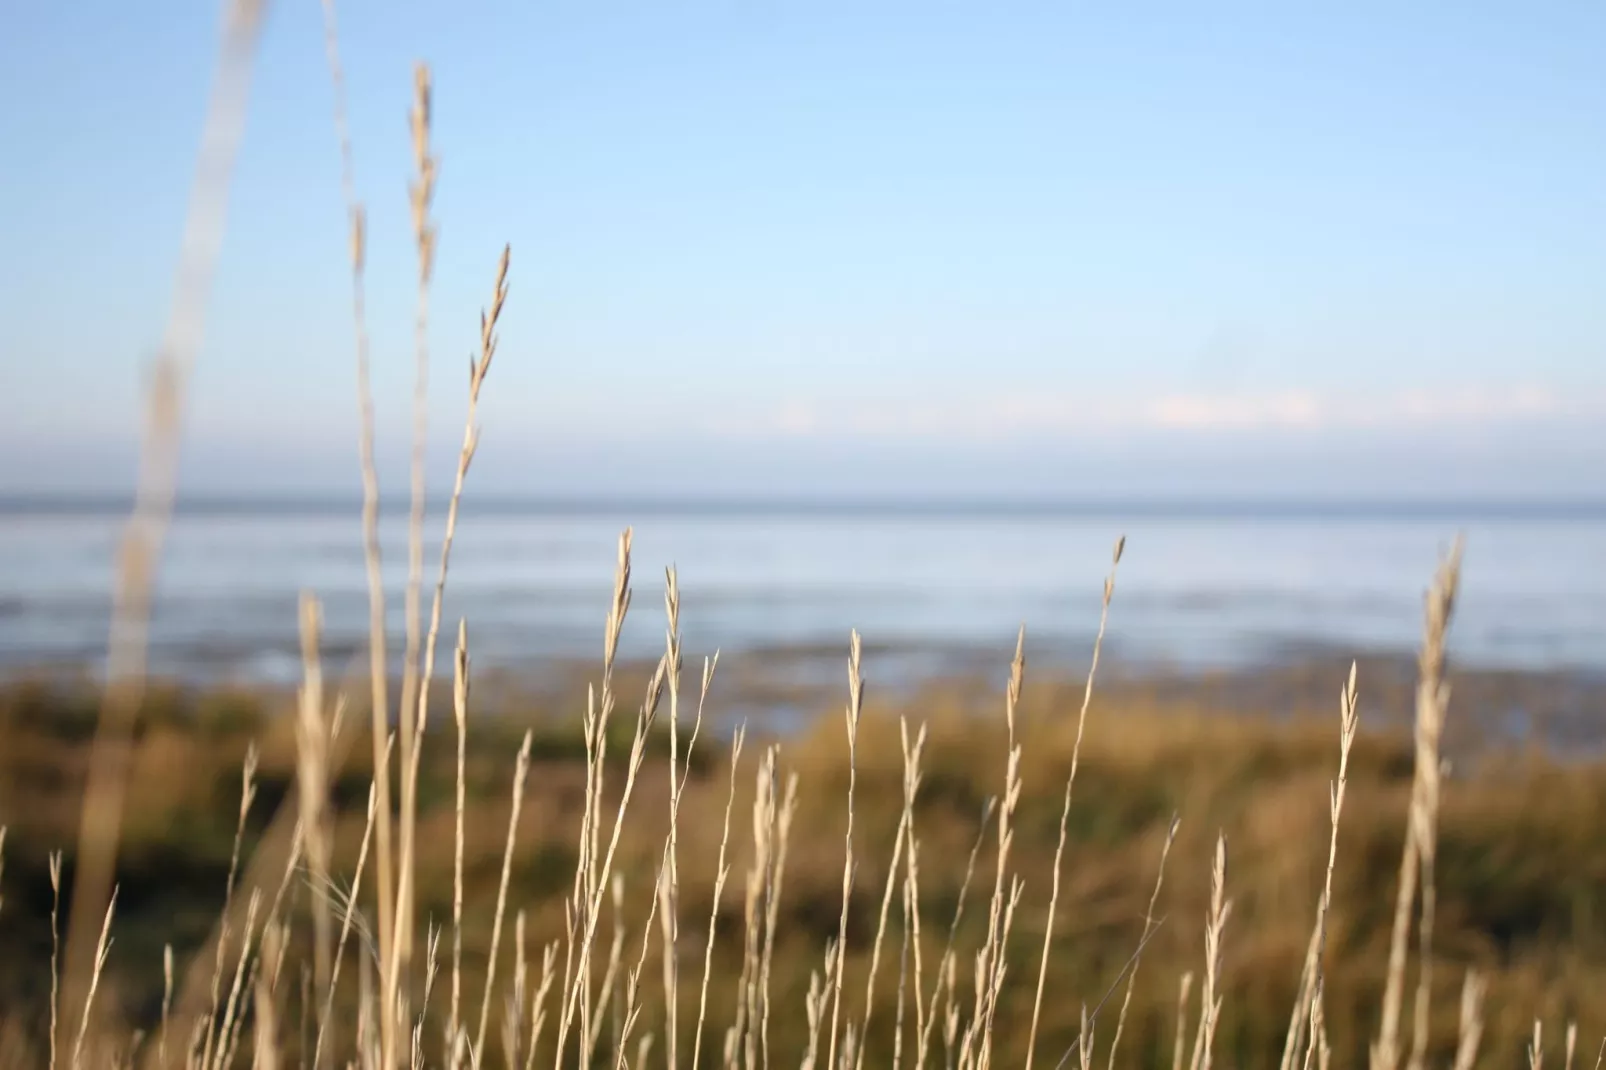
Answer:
[1, 499, 1602, 683]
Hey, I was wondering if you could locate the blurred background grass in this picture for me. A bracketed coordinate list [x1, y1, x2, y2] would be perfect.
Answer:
[1, 663, 1600, 1068]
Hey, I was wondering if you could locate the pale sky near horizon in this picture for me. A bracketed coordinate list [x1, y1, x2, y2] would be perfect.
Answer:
[2, 1, 1604, 496]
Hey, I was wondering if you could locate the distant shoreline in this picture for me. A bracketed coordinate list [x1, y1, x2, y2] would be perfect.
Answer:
[6, 642, 1605, 753]
[5, 493, 1606, 521]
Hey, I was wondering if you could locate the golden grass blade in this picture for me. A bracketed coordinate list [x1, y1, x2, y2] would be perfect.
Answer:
[390, 56, 438, 1057]
[49, 853, 64, 1070]
[1282, 665, 1361, 1070]
[914, 796, 995, 1070]
[524, 941, 560, 1070]
[328, 44, 390, 1070]
[61, 0, 269, 1048]
[855, 722, 926, 1070]
[211, 890, 262, 1070]
[555, 651, 668, 1066]
[1374, 540, 1462, 1070]
[313, 0, 395, 1059]
[661, 572, 685, 1070]
[198, 748, 259, 1070]
[159, 945, 172, 1070]
[691, 723, 744, 1070]
[1106, 814, 1181, 1070]
[1189, 836, 1230, 1070]
[297, 594, 335, 1024]
[731, 750, 772, 1067]
[1171, 973, 1194, 1070]
[1406, 541, 1462, 1070]
[1026, 537, 1124, 1070]
[1447, 970, 1485, 1070]
[475, 731, 535, 1062]
[965, 630, 1026, 1070]
[585, 878, 628, 1065]
[252, 926, 283, 1070]
[450, 620, 471, 1053]
[314, 779, 381, 1070]
[825, 631, 866, 1070]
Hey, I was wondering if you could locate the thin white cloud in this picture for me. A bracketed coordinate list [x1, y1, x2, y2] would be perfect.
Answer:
[701, 385, 1598, 441]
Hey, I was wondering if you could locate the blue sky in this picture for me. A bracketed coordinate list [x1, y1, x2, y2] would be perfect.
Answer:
[2, 1, 1604, 496]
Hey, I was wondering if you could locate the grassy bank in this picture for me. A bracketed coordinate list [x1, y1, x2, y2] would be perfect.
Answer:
[1, 646, 1601, 1068]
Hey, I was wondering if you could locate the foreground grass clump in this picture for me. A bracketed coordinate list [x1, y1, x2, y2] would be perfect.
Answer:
[2, 627, 1603, 1069]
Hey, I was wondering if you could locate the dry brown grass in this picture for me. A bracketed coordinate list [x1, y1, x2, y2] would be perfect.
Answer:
[5, 636, 1606, 1069]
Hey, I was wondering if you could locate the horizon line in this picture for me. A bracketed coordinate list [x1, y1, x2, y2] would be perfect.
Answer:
[3, 492, 1606, 522]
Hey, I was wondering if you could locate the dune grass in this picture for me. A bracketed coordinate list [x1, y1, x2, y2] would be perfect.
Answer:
[4, 611, 1606, 1070]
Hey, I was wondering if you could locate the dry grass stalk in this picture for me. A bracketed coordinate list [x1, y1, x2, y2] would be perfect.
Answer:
[503, 913, 529, 1069]
[1531, 1021, 1545, 1070]
[313, 0, 395, 1060]
[800, 941, 840, 1070]
[1106, 813, 1182, 1070]
[1025, 536, 1124, 1070]
[61, 0, 268, 1043]
[199, 748, 259, 1070]
[855, 722, 928, 1070]
[1189, 836, 1230, 1070]
[523, 941, 561, 1070]
[1281, 665, 1361, 1070]
[974, 878, 1025, 1070]
[474, 731, 534, 1062]
[159, 946, 173, 1070]
[914, 796, 996, 1070]
[1310, 986, 1332, 1070]
[825, 631, 866, 1070]
[1406, 541, 1461, 1070]
[357, 940, 376, 1070]
[566, 530, 636, 1060]
[964, 630, 1026, 1070]
[620, 814, 703, 1070]
[892, 870, 915, 1070]
[1568, 1023, 1580, 1070]
[1374, 540, 1462, 1070]
[732, 747, 776, 1068]
[900, 727, 929, 1056]
[296, 594, 335, 1024]
[212, 889, 262, 1070]
[449, 620, 471, 1054]
[1172, 973, 1195, 1070]
[658, 573, 688, 1070]
[261, 822, 311, 999]
[555, 642, 668, 1066]
[691, 724, 746, 1070]
[586, 878, 628, 1065]
[315, 782, 380, 1070]
[49, 853, 64, 1070]
[156, 691, 369, 1070]
[252, 925, 283, 1070]
[403, 239, 511, 1054]
[1451, 976, 1483, 1070]
[419, 923, 444, 1067]
[759, 773, 798, 1070]
[941, 955, 960, 1070]
[394, 63, 440, 1035]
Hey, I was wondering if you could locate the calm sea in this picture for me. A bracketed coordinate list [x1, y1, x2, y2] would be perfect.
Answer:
[0, 499, 1602, 684]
